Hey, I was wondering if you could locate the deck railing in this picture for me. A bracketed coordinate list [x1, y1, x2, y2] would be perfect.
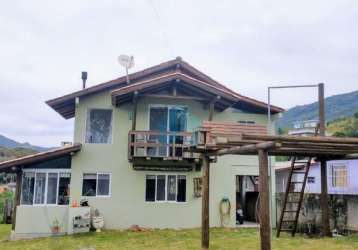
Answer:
[128, 130, 197, 160]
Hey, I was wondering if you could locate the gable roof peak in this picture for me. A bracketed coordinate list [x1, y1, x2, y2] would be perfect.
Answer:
[46, 57, 283, 119]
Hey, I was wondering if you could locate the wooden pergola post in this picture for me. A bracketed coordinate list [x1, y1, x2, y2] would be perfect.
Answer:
[12, 170, 22, 231]
[131, 91, 138, 131]
[318, 83, 330, 236]
[201, 154, 210, 249]
[320, 159, 330, 236]
[258, 149, 271, 250]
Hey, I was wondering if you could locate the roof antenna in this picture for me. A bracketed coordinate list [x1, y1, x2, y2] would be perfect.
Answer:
[118, 55, 135, 84]
[81, 71, 88, 89]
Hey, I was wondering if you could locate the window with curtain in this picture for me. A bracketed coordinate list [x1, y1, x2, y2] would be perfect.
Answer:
[21, 171, 71, 205]
[46, 173, 58, 204]
[34, 173, 46, 204]
[82, 173, 111, 197]
[85, 109, 113, 143]
[145, 174, 186, 202]
[21, 172, 35, 205]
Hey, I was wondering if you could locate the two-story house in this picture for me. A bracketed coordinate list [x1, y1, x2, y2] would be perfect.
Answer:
[0, 57, 283, 239]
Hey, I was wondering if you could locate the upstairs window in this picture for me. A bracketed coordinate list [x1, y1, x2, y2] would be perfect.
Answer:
[332, 165, 347, 188]
[145, 174, 186, 202]
[85, 109, 113, 144]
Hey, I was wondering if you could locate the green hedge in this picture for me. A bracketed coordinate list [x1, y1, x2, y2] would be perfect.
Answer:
[0, 191, 13, 224]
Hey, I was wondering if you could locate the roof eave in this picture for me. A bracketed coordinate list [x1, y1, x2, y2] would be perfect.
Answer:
[0, 143, 82, 172]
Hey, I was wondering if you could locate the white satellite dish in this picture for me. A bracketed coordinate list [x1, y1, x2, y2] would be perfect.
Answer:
[118, 55, 134, 69]
[118, 55, 134, 84]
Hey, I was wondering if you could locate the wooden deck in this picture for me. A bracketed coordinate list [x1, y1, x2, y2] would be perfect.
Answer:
[192, 121, 358, 158]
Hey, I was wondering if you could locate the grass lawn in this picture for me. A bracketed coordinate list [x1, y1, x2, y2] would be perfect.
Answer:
[1, 225, 358, 250]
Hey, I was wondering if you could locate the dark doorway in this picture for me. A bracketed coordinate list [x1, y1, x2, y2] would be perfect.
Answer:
[236, 175, 259, 224]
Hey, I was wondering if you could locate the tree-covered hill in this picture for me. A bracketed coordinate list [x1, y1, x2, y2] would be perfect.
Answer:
[0, 134, 50, 152]
[0, 146, 38, 163]
[327, 112, 358, 137]
[277, 90, 358, 129]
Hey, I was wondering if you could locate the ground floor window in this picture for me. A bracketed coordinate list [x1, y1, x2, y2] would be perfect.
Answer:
[145, 174, 186, 202]
[82, 173, 111, 197]
[21, 170, 71, 205]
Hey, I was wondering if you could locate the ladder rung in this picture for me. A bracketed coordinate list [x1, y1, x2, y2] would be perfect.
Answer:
[294, 161, 311, 163]
[280, 228, 293, 231]
[286, 201, 299, 203]
[292, 167, 305, 170]
[293, 164, 306, 167]
[288, 192, 301, 194]
[292, 171, 306, 174]
[290, 181, 304, 184]
[284, 210, 298, 213]
[282, 220, 296, 223]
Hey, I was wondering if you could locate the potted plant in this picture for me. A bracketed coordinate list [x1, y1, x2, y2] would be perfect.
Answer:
[51, 219, 61, 234]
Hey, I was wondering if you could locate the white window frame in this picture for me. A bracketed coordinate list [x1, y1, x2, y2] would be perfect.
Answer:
[145, 174, 187, 203]
[331, 164, 348, 188]
[82, 172, 112, 198]
[147, 104, 189, 132]
[147, 104, 189, 157]
[84, 108, 114, 144]
[20, 169, 71, 207]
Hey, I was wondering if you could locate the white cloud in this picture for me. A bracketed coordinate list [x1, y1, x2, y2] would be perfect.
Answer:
[0, 0, 358, 146]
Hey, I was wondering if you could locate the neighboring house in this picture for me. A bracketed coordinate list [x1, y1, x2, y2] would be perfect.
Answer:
[0, 57, 283, 239]
[276, 160, 358, 231]
[288, 120, 319, 136]
[276, 120, 358, 232]
[276, 160, 358, 195]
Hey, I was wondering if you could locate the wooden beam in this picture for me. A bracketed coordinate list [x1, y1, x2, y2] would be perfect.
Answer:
[320, 159, 331, 236]
[213, 141, 279, 156]
[241, 134, 358, 144]
[319, 83, 331, 237]
[341, 154, 358, 160]
[258, 149, 271, 250]
[208, 96, 220, 121]
[280, 141, 358, 150]
[201, 155, 210, 249]
[141, 94, 208, 102]
[271, 147, 357, 155]
[132, 91, 138, 131]
[318, 83, 325, 137]
[12, 171, 22, 231]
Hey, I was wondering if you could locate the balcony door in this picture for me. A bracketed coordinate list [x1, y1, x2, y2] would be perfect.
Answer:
[149, 106, 187, 157]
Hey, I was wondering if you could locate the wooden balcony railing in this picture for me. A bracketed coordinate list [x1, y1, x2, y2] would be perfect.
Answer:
[128, 131, 197, 160]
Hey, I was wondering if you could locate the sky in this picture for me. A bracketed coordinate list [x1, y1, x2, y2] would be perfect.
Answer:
[0, 0, 358, 147]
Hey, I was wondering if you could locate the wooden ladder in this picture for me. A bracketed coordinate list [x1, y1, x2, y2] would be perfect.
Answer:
[277, 126, 319, 237]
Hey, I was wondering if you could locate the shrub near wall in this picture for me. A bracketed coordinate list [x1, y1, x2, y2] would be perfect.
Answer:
[276, 193, 347, 235]
[0, 191, 13, 223]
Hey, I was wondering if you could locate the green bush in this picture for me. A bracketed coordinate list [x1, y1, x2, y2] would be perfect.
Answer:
[0, 191, 13, 223]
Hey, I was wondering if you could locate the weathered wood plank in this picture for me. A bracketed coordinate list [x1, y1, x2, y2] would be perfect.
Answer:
[12, 171, 22, 231]
[213, 142, 279, 156]
[201, 155, 210, 249]
[258, 150, 271, 250]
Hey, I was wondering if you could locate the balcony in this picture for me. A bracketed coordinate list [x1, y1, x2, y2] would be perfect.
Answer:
[128, 131, 200, 171]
